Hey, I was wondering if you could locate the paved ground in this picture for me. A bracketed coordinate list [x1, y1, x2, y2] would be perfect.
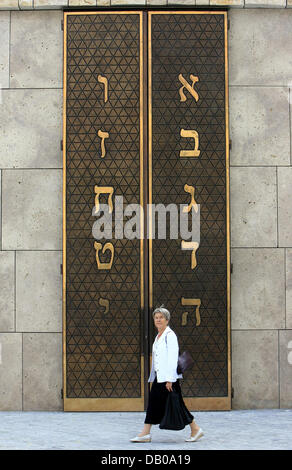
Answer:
[0, 409, 291, 450]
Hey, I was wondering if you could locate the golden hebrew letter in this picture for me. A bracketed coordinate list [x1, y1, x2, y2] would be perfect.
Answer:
[181, 297, 201, 327]
[94, 186, 114, 214]
[98, 130, 109, 158]
[181, 241, 199, 269]
[183, 184, 198, 213]
[178, 74, 199, 102]
[94, 242, 114, 270]
[180, 129, 200, 158]
[98, 75, 108, 103]
[99, 298, 109, 314]
[181, 311, 188, 326]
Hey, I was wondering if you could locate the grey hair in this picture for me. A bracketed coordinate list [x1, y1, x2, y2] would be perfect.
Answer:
[152, 304, 171, 322]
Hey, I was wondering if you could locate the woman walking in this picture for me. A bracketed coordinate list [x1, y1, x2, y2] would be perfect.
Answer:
[130, 305, 204, 443]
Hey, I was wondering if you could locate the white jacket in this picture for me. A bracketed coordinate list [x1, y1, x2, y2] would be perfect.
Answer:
[148, 326, 183, 383]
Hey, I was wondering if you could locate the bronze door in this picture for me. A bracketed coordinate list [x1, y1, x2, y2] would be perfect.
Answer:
[62, 10, 230, 412]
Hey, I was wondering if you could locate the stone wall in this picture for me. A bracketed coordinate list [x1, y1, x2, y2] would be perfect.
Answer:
[1, 1, 292, 11]
[0, 6, 291, 410]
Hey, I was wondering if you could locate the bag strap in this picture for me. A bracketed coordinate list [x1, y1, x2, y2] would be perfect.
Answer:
[165, 331, 180, 355]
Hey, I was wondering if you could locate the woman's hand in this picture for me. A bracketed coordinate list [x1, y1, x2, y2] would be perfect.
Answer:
[166, 382, 173, 392]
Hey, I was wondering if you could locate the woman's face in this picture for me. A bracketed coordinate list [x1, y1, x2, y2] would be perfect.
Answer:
[154, 312, 168, 332]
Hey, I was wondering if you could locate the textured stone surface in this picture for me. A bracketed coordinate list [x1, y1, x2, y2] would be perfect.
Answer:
[245, 0, 285, 6]
[229, 87, 290, 166]
[68, 0, 97, 5]
[111, 0, 146, 4]
[278, 167, 292, 247]
[168, 0, 195, 4]
[0, 170, 2, 250]
[34, 0, 68, 7]
[10, 10, 62, 88]
[0, 89, 62, 169]
[229, 9, 292, 86]
[0, 409, 291, 449]
[0, 12, 9, 88]
[23, 333, 62, 411]
[0, 251, 15, 332]
[0, 334, 22, 411]
[147, 0, 167, 4]
[286, 249, 292, 329]
[210, 0, 243, 5]
[279, 330, 292, 408]
[232, 330, 279, 409]
[19, 0, 33, 8]
[16, 251, 62, 332]
[2, 170, 62, 250]
[0, 1, 18, 9]
[231, 249, 285, 329]
[230, 167, 277, 247]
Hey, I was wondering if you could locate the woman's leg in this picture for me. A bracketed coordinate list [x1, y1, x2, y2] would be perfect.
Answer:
[189, 419, 200, 437]
[138, 424, 152, 437]
[173, 380, 201, 436]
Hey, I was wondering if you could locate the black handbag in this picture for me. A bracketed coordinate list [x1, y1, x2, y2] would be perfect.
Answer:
[177, 350, 194, 374]
[165, 334, 194, 374]
[159, 390, 191, 430]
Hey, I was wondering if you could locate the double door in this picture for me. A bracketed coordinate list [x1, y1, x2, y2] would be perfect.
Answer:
[62, 10, 231, 411]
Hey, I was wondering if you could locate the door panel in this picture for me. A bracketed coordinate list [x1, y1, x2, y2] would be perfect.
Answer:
[149, 12, 231, 410]
[63, 11, 145, 411]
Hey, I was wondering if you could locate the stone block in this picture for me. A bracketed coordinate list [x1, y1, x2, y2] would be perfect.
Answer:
[0, 251, 15, 332]
[228, 9, 292, 86]
[23, 333, 62, 411]
[147, 0, 167, 4]
[16, 251, 62, 332]
[229, 87, 290, 166]
[210, 0, 243, 5]
[0, 1, 18, 9]
[19, 0, 33, 8]
[10, 10, 62, 88]
[0, 12, 9, 88]
[0, 333, 22, 411]
[231, 248, 285, 329]
[232, 330, 278, 409]
[34, 0, 68, 7]
[69, 0, 97, 4]
[111, 0, 145, 4]
[245, 0, 285, 6]
[230, 167, 277, 248]
[0, 89, 62, 169]
[2, 169, 62, 250]
[286, 249, 292, 329]
[167, 0, 195, 4]
[280, 330, 292, 408]
[278, 167, 292, 247]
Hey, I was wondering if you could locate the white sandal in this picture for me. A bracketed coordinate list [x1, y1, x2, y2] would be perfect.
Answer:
[185, 427, 204, 442]
[130, 433, 151, 443]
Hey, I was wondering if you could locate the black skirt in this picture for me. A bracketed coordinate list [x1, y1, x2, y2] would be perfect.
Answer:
[144, 376, 194, 427]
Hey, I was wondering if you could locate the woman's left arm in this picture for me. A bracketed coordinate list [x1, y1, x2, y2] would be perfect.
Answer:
[165, 332, 179, 383]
